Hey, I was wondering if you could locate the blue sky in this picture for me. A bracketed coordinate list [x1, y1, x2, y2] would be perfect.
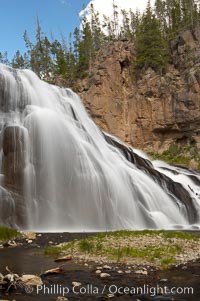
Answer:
[0, 0, 149, 60]
[0, 0, 88, 59]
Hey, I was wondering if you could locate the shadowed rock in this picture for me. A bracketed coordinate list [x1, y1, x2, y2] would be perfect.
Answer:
[2, 125, 27, 191]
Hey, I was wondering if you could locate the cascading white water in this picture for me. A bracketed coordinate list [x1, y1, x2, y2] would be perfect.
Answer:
[0, 64, 197, 231]
[153, 160, 200, 227]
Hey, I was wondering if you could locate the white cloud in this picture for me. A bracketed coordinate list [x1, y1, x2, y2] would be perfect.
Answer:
[59, 0, 71, 6]
[79, 0, 154, 26]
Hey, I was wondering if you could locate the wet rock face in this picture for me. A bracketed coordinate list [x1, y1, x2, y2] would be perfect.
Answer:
[0, 170, 28, 229]
[2, 125, 27, 190]
[0, 187, 15, 227]
[3, 125, 26, 155]
[78, 26, 200, 153]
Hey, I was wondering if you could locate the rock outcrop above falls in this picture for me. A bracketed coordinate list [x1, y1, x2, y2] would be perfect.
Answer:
[78, 26, 200, 153]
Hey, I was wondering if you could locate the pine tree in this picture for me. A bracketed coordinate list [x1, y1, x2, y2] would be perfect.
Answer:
[181, 0, 199, 29]
[51, 39, 67, 76]
[121, 9, 132, 39]
[102, 0, 120, 39]
[112, 0, 119, 38]
[23, 16, 53, 80]
[76, 17, 94, 76]
[155, 0, 168, 34]
[73, 27, 81, 62]
[0, 51, 10, 65]
[134, 2, 168, 75]
[11, 50, 25, 68]
[171, 0, 182, 33]
[90, 3, 105, 49]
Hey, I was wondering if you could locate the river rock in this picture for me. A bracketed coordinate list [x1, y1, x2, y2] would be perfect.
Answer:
[25, 232, 37, 240]
[3, 240, 17, 247]
[42, 267, 64, 276]
[135, 269, 148, 275]
[72, 281, 81, 287]
[57, 297, 69, 301]
[95, 270, 101, 274]
[160, 279, 168, 282]
[103, 265, 112, 270]
[20, 274, 43, 286]
[55, 255, 72, 262]
[100, 273, 111, 278]
[125, 270, 131, 274]
[107, 294, 115, 298]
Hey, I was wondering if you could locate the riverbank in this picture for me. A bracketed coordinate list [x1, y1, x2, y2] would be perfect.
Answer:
[0, 231, 200, 300]
[44, 230, 200, 268]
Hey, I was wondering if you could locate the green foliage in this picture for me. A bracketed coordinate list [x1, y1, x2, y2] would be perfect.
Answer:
[11, 50, 26, 69]
[76, 18, 94, 76]
[155, 0, 200, 36]
[79, 239, 94, 252]
[180, 0, 199, 29]
[149, 144, 200, 168]
[134, 3, 168, 75]
[94, 229, 198, 240]
[44, 241, 75, 256]
[162, 230, 198, 240]
[109, 244, 182, 263]
[1, 0, 199, 83]
[0, 51, 9, 65]
[23, 16, 54, 80]
[44, 246, 63, 256]
[160, 257, 176, 266]
[0, 226, 21, 242]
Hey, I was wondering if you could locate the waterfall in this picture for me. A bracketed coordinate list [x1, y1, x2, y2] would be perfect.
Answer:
[0, 64, 198, 231]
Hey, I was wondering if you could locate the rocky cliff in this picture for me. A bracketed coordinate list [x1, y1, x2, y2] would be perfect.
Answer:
[77, 26, 200, 155]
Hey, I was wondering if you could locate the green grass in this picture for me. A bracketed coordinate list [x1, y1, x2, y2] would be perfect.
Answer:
[148, 144, 200, 169]
[107, 244, 183, 265]
[89, 230, 198, 240]
[162, 231, 198, 240]
[0, 226, 21, 242]
[79, 239, 94, 252]
[160, 257, 176, 267]
[44, 240, 75, 257]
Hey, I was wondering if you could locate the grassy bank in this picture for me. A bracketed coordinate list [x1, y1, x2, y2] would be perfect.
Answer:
[0, 226, 21, 243]
[45, 230, 199, 268]
[148, 144, 200, 169]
